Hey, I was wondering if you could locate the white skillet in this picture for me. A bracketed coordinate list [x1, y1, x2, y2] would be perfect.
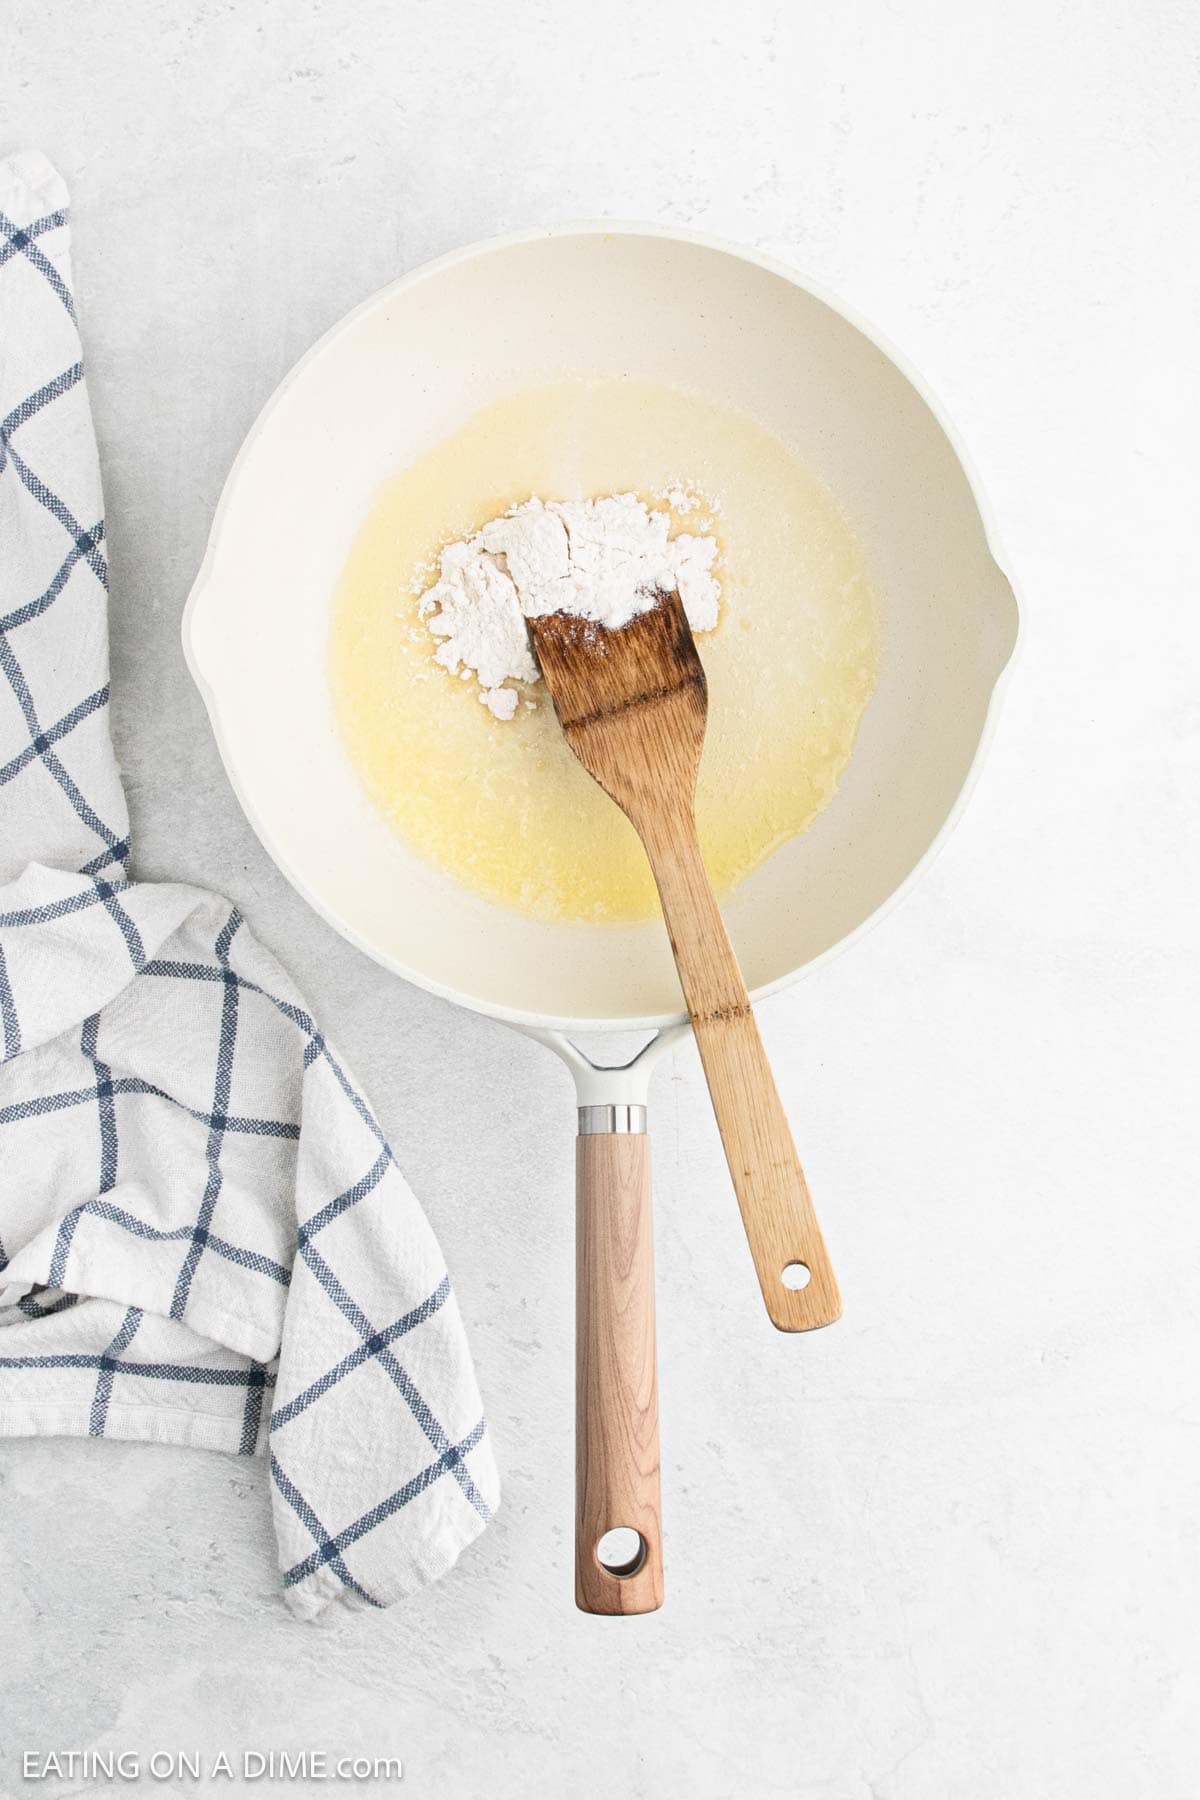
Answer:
[183, 223, 1020, 1613]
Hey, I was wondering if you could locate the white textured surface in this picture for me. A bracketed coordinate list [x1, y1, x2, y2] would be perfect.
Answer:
[3, 2, 1198, 1796]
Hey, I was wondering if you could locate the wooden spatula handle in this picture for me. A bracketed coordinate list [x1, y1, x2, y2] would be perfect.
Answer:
[575, 1130, 664, 1614]
[645, 825, 841, 1332]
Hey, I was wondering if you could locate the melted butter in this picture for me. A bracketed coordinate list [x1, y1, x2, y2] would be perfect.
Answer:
[328, 378, 880, 923]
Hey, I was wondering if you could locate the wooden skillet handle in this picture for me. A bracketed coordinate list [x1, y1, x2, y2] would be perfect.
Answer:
[575, 1124, 664, 1614]
[643, 821, 841, 1333]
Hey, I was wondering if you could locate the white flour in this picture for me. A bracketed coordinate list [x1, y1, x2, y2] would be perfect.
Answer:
[417, 493, 720, 720]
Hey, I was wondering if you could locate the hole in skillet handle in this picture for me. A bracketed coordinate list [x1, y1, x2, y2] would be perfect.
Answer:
[781, 1261, 812, 1291]
[596, 1528, 647, 1578]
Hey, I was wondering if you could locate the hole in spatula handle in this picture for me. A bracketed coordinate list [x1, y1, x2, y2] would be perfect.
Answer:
[781, 1261, 812, 1290]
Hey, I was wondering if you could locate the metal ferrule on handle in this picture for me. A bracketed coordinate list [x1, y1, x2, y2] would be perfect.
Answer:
[578, 1104, 647, 1135]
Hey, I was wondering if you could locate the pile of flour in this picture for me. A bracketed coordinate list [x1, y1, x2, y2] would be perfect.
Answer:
[417, 493, 720, 720]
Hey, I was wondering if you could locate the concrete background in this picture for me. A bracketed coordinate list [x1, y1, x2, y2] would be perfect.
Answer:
[2, 1, 1198, 1795]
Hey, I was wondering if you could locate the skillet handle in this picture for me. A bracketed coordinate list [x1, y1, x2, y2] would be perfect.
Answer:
[575, 1113, 663, 1614]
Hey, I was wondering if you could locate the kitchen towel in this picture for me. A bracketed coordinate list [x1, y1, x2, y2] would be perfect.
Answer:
[0, 151, 499, 1619]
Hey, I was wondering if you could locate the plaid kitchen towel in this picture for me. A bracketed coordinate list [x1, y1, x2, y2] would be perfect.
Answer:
[0, 151, 498, 1618]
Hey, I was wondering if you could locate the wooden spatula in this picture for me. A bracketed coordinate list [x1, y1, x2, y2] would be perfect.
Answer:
[529, 591, 841, 1335]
